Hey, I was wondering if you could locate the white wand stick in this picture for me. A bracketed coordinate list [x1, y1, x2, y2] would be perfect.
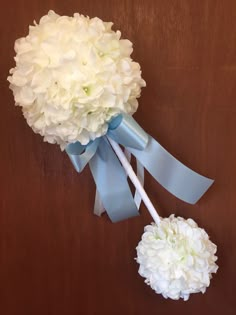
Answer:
[107, 136, 161, 225]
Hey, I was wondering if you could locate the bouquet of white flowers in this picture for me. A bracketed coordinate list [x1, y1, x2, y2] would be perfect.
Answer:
[8, 10, 145, 148]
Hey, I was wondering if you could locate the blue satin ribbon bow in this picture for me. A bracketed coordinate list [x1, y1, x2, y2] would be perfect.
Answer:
[66, 114, 214, 222]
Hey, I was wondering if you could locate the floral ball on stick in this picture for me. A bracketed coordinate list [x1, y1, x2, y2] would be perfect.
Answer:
[8, 11, 218, 301]
[108, 137, 218, 301]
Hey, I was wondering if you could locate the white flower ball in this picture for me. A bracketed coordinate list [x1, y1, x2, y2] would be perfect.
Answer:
[136, 215, 218, 301]
[8, 10, 146, 148]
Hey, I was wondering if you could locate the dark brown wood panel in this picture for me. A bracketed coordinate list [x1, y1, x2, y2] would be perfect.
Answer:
[1, 0, 236, 314]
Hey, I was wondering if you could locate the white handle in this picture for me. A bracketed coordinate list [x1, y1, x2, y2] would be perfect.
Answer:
[107, 136, 161, 225]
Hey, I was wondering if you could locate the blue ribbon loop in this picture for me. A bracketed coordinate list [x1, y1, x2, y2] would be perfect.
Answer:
[66, 114, 214, 222]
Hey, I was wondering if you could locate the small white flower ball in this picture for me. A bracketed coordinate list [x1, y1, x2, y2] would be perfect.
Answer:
[8, 10, 146, 149]
[136, 215, 218, 301]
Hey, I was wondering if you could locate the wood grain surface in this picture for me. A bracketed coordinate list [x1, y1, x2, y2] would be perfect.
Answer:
[1, 1, 236, 314]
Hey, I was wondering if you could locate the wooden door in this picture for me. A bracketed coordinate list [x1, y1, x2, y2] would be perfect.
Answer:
[1, 1, 236, 314]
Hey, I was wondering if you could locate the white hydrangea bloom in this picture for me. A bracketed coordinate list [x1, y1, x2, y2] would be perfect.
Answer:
[8, 10, 146, 148]
[136, 215, 218, 301]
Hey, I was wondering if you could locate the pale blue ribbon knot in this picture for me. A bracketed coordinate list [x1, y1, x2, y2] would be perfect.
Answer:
[66, 114, 214, 222]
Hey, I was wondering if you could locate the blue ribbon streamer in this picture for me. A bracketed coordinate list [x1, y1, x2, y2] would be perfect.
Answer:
[66, 114, 214, 222]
